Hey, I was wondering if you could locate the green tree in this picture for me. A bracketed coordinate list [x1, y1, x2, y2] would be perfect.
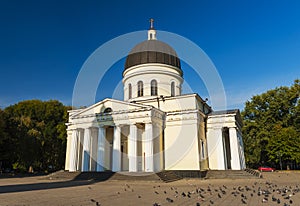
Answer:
[2, 100, 71, 172]
[267, 126, 300, 165]
[242, 79, 300, 168]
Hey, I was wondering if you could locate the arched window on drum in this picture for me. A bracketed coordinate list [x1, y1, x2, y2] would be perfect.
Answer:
[137, 81, 143, 97]
[128, 83, 132, 99]
[171, 82, 175, 97]
[151, 79, 157, 96]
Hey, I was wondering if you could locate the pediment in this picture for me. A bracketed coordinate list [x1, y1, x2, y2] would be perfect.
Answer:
[69, 98, 152, 118]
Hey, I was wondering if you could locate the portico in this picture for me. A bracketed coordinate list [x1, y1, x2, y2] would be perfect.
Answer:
[65, 100, 165, 172]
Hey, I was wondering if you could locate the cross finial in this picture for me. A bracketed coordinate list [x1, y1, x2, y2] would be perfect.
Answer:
[150, 18, 154, 29]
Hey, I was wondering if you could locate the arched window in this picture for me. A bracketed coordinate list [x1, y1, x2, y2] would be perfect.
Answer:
[151, 79, 157, 96]
[171, 82, 175, 97]
[128, 83, 132, 99]
[137, 81, 143, 97]
[103, 108, 112, 113]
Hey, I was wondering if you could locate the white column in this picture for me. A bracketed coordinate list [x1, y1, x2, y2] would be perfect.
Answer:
[64, 131, 71, 171]
[229, 127, 241, 170]
[112, 125, 121, 171]
[90, 128, 98, 171]
[97, 127, 106, 171]
[128, 124, 137, 172]
[69, 130, 78, 172]
[145, 123, 154, 172]
[82, 128, 91, 171]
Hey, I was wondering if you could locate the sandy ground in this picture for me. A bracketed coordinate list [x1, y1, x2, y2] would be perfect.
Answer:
[0, 171, 300, 206]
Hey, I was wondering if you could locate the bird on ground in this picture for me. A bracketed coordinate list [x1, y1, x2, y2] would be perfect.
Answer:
[241, 199, 247, 204]
[166, 197, 174, 203]
[262, 198, 268, 203]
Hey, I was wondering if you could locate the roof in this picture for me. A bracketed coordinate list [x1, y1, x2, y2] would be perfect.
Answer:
[124, 40, 182, 73]
[129, 40, 178, 56]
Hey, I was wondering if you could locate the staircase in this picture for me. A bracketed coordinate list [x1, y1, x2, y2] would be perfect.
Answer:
[205, 169, 260, 179]
[156, 170, 183, 183]
[46, 170, 80, 180]
[110, 172, 161, 181]
[45, 171, 162, 182]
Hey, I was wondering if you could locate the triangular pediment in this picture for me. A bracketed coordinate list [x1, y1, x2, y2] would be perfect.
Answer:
[70, 98, 152, 118]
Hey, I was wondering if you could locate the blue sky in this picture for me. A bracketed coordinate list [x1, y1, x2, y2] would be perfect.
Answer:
[0, 0, 299, 110]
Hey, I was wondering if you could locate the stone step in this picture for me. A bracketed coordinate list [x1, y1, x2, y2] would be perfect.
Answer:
[45, 170, 80, 180]
[109, 172, 161, 181]
[205, 169, 260, 179]
[156, 170, 182, 183]
[45, 171, 163, 182]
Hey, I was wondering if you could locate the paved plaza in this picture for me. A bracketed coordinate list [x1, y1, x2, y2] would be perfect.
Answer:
[1, 171, 300, 206]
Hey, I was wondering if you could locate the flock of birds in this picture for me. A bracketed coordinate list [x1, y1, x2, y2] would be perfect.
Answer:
[89, 180, 300, 206]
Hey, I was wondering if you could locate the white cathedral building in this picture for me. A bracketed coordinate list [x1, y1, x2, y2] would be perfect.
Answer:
[64, 21, 246, 173]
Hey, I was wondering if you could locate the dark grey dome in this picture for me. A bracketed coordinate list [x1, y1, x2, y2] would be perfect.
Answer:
[124, 40, 182, 75]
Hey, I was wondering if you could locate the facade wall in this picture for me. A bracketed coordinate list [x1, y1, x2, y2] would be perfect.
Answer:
[164, 119, 200, 170]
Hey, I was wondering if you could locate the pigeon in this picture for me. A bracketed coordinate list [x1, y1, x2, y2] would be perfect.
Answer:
[241, 199, 247, 204]
[218, 193, 222, 198]
[262, 198, 268, 203]
[196, 203, 200, 206]
[166, 197, 174, 203]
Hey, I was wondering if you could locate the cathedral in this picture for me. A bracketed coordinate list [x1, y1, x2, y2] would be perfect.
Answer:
[64, 21, 246, 173]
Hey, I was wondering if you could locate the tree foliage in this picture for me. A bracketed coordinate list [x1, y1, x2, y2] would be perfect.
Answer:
[242, 79, 300, 168]
[0, 100, 71, 172]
